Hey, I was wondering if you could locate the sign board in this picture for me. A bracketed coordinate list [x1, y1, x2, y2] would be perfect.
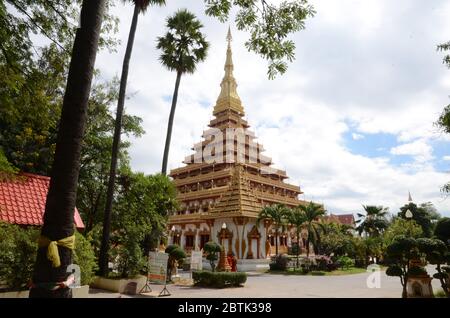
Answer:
[148, 251, 169, 284]
[190, 251, 203, 271]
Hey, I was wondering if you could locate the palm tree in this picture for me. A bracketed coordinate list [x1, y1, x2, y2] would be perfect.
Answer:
[286, 207, 307, 268]
[356, 205, 389, 238]
[257, 204, 290, 255]
[99, 0, 166, 277]
[297, 202, 326, 258]
[29, 0, 106, 298]
[158, 9, 209, 175]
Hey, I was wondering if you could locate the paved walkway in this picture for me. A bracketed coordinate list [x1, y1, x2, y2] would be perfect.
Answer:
[88, 266, 443, 298]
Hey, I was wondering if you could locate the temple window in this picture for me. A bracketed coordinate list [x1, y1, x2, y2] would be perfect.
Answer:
[269, 235, 275, 246]
[200, 234, 210, 250]
[185, 235, 194, 249]
[173, 234, 181, 246]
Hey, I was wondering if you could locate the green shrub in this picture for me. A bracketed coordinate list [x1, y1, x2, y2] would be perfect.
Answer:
[0, 222, 98, 289]
[203, 242, 221, 272]
[434, 289, 447, 298]
[310, 271, 326, 276]
[337, 256, 355, 270]
[407, 266, 427, 276]
[73, 231, 97, 286]
[165, 244, 186, 281]
[269, 254, 290, 271]
[0, 222, 39, 290]
[192, 271, 247, 288]
[434, 218, 450, 243]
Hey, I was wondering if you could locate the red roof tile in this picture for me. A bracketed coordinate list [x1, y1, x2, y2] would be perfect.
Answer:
[324, 213, 355, 226]
[0, 173, 84, 229]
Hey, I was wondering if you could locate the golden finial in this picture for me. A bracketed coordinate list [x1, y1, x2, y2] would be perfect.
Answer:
[212, 27, 244, 116]
[226, 26, 232, 46]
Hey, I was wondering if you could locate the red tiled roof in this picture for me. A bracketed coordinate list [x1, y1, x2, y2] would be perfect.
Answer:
[325, 213, 355, 226]
[335, 214, 355, 226]
[0, 173, 84, 229]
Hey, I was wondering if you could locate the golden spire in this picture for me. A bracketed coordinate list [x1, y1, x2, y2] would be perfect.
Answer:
[213, 27, 244, 116]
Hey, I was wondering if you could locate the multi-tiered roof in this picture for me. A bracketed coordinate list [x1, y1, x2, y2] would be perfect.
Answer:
[169, 29, 306, 223]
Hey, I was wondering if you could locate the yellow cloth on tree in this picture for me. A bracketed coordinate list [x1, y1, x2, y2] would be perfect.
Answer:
[38, 235, 75, 268]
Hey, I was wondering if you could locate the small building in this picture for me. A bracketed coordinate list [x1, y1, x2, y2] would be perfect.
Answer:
[326, 213, 356, 227]
[0, 173, 84, 229]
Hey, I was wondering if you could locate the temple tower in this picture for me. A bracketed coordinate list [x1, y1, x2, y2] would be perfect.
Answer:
[168, 29, 308, 267]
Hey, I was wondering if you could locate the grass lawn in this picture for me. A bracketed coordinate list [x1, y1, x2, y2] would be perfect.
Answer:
[268, 267, 369, 276]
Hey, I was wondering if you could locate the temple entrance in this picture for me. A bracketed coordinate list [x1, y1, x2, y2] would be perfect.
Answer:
[199, 234, 210, 250]
[172, 230, 181, 246]
[247, 226, 261, 259]
[217, 227, 233, 255]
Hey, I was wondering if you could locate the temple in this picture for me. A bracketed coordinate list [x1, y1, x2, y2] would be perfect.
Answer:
[168, 29, 309, 267]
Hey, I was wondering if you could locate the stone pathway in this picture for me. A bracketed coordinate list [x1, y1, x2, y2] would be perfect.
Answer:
[88, 266, 444, 298]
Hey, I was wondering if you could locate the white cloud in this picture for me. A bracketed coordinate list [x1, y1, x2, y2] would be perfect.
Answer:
[94, 0, 450, 216]
[390, 139, 433, 162]
[352, 133, 364, 140]
[443, 156, 450, 161]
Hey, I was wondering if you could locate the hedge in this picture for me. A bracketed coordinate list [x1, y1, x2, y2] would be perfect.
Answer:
[192, 271, 247, 288]
[0, 222, 97, 290]
[310, 271, 326, 276]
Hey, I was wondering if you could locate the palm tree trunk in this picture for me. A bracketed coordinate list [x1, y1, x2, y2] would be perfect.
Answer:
[161, 70, 182, 175]
[296, 230, 300, 269]
[98, 4, 140, 276]
[29, 0, 106, 298]
[275, 229, 279, 255]
[306, 238, 310, 258]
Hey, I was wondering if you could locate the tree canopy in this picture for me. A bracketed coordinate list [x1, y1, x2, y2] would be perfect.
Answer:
[204, 0, 315, 78]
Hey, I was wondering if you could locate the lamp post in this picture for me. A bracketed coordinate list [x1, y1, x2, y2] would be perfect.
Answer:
[170, 225, 176, 245]
[404, 209, 413, 238]
[405, 209, 413, 219]
[217, 222, 231, 272]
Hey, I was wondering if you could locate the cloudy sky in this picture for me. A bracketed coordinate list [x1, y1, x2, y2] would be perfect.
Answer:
[94, 0, 450, 217]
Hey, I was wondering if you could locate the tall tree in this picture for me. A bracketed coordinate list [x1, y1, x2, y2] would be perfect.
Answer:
[77, 79, 144, 234]
[0, 1, 118, 176]
[29, 0, 106, 298]
[157, 9, 209, 175]
[356, 205, 389, 237]
[99, 0, 166, 277]
[257, 204, 290, 255]
[297, 202, 326, 257]
[286, 207, 307, 268]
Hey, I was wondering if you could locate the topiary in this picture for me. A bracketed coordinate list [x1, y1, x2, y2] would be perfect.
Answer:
[165, 244, 186, 281]
[407, 266, 427, 277]
[434, 218, 450, 244]
[386, 264, 403, 277]
[203, 241, 222, 272]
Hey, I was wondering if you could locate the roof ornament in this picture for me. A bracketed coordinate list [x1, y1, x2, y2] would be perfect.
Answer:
[213, 27, 244, 116]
